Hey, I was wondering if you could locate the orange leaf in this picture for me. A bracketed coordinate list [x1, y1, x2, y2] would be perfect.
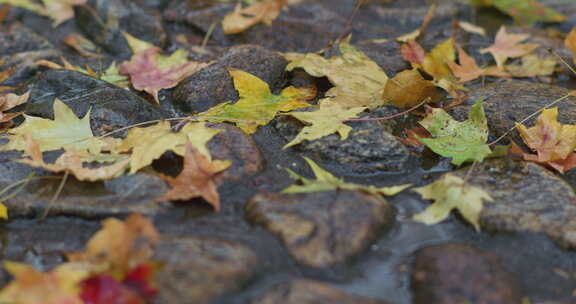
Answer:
[479, 26, 539, 68]
[447, 46, 485, 82]
[401, 40, 425, 65]
[158, 143, 231, 211]
[382, 69, 438, 108]
[222, 0, 288, 34]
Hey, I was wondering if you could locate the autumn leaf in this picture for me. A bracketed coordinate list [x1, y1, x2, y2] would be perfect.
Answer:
[419, 98, 492, 166]
[0, 0, 86, 26]
[158, 143, 231, 211]
[285, 39, 388, 109]
[0, 261, 89, 304]
[222, 0, 287, 34]
[20, 136, 129, 182]
[114, 121, 221, 174]
[99, 62, 130, 88]
[457, 21, 486, 36]
[470, 0, 565, 25]
[413, 173, 493, 231]
[1, 98, 104, 154]
[120, 33, 208, 103]
[382, 69, 438, 107]
[421, 38, 456, 81]
[513, 107, 576, 173]
[505, 54, 557, 77]
[283, 157, 410, 196]
[480, 26, 539, 69]
[401, 40, 425, 65]
[447, 46, 485, 82]
[63, 33, 102, 58]
[67, 214, 159, 276]
[196, 69, 314, 134]
[566, 28, 576, 63]
[36, 57, 98, 78]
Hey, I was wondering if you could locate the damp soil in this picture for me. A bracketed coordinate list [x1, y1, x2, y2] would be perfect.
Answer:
[1, 0, 576, 303]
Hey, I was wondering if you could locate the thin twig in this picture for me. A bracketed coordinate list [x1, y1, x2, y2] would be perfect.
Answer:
[40, 171, 69, 220]
[345, 99, 428, 122]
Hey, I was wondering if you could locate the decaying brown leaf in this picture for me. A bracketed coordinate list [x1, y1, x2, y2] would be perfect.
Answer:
[382, 69, 438, 108]
[158, 143, 231, 211]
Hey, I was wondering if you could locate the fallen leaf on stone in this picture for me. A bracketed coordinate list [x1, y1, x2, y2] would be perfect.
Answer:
[0, 261, 89, 304]
[480, 26, 539, 69]
[120, 34, 208, 103]
[283, 157, 410, 196]
[67, 213, 159, 276]
[413, 38, 463, 97]
[197, 69, 314, 134]
[413, 173, 493, 231]
[505, 54, 557, 77]
[20, 136, 129, 182]
[114, 121, 221, 174]
[1, 98, 104, 154]
[63, 33, 102, 58]
[283, 102, 366, 148]
[36, 57, 98, 78]
[0, 0, 86, 26]
[158, 143, 231, 211]
[447, 46, 485, 82]
[99, 62, 129, 88]
[399, 126, 431, 147]
[285, 39, 388, 109]
[470, 0, 565, 25]
[566, 28, 576, 64]
[222, 0, 287, 34]
[419, 98, 492, 166]
[514, 107, 576, 173]
[382, 69, 438, 108]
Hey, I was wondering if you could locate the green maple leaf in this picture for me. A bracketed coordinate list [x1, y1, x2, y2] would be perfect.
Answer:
[1, 99, 103, 154]
[419, 98, 492, 166]
[283, 157, 410, 196]
[196, 69, 315, 134]
[413, 173, 493, 231]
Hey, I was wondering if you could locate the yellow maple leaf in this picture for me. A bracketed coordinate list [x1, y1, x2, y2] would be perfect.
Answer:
[0, 261, 89, 304]
[197, 69, 315, 134]
[222, 0, 288, 34]
[480, 26, 539, 69]
[283, 102, 366, 148]
[413, 173, 493, 231]
[114, 121, 221, 174]
[285, 39, 388, 109]
[1, 99, 104, 154]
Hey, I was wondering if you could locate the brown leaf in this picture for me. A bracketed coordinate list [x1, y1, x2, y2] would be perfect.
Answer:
[67, 213, 159, 275]
[447, 46, 485, 82]
[382, 69, 438, 108]
[158, 143, 231, 211]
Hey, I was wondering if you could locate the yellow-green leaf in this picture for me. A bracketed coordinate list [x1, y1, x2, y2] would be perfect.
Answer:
[470, 0, 565, 25]
[282, 157, 410, 196]
[2, 99, 103, 154]
[114, 121, 221, 174]
[196, 69, 315, 133]
[283, 102, 366, 148]
[413, 173, 493, 231]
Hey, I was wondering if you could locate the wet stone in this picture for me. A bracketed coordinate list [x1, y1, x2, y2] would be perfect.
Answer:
[453, 158, 576, 248]
[170, 44, 287, 114]
[207, 123, 264, 182]
[154, 236, 260, 304]
[251, 279, 390, 304]
[276, 106, 415, 174]
[0, 23, 59, 86]
[411, 243, 522, 304]
[26, 69, 167, 137]
[450, 80, 576, 143]
[245, 190, 395, 268]
[0, 155, 168, 218]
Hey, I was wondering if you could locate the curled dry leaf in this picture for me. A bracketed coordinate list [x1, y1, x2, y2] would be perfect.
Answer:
[222, 0, 288, 34]
[158, 143, 231, 211]
[0, 91, 28, 130]
[514, 107, 576, 173]
[0, 0, 86, 26]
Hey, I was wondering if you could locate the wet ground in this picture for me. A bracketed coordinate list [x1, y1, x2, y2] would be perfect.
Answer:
[1, 0, 576, 303]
